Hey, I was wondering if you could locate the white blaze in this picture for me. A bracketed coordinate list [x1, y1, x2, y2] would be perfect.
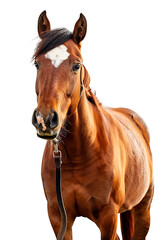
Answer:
[45, 45, 70, 68]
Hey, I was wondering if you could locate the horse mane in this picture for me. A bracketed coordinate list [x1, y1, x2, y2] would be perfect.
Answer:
[33, 28, 73, 59]
[86, 88, 102, 107]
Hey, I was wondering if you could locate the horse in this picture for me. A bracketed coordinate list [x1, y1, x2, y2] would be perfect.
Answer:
[32, 11, 154, 240]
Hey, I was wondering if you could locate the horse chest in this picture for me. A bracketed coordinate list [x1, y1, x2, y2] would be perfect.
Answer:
[73, 183, 107, 220]
[62, 163, 112, 219]
[42, 146, 114, 219]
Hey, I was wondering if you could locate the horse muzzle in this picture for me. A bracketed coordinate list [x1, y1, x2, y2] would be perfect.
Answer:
[32, 109, 59, 140]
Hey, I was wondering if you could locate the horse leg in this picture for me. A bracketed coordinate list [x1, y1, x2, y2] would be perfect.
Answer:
[47, 203, 74, 240]
[131, 182, 154, 240]
[115, 234, 120, 240]
[97, 203, 119, 240]
[120, 210, 134, 240]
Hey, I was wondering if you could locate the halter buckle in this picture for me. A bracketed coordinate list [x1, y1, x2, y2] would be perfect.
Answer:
[53, 139, 62, 168]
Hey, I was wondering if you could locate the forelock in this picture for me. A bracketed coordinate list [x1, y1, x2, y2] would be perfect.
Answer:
[33, 28, 73, 59]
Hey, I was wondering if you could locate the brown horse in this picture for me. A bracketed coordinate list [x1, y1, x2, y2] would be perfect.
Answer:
[32, 11, 154, 240]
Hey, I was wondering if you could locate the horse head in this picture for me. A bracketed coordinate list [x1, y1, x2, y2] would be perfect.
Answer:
[32, 11, 89, 140]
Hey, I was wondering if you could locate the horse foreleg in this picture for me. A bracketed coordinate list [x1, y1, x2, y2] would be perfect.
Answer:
[115, 234, 120, 240]
[47, 203, 74, 240]
[98, 203, 119, 240]
[120, 210, 134, 240]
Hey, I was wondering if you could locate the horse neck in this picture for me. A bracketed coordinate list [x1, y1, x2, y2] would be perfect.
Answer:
[62, 90, 103, 162]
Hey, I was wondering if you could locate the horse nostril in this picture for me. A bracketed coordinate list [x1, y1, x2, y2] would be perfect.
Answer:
[50, 110, 59, 129]
[32, 109, 58, 130]
[32, 109, 39, 128]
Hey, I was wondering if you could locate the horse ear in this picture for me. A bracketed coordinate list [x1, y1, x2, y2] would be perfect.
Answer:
[38, 11, 51, 38]
[73, 13, 87, 44]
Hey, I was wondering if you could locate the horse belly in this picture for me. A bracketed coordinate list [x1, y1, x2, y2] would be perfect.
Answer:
[120, 133, 151, 211]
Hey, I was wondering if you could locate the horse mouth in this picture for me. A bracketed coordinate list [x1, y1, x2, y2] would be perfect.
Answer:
[37, 129, 58, 140]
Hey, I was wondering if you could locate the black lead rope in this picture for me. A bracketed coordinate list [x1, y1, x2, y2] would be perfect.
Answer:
[52, 67, 83, 239]
[53, 141, 67, 240]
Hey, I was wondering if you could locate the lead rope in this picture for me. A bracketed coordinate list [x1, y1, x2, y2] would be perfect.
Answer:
[53, 139, 67, 240]
[52, 66, 83, 239]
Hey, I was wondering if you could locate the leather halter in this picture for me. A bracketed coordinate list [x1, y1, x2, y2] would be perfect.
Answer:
[80, 65, 84, 97]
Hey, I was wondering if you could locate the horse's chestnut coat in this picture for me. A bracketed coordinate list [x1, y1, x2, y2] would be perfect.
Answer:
[32, 11, 154, 240]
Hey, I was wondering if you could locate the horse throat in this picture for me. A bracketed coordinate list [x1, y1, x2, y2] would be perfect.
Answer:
[63, 91, 97, 160]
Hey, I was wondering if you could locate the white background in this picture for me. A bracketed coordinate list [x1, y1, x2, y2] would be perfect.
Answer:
[1, 0, 160, 239]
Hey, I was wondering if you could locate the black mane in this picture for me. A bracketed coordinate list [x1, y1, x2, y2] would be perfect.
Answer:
[34, 28, 73, 59]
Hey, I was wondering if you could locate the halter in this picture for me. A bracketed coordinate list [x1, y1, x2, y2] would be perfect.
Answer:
[80, 65, 84, 97]
[52, 67, 83, 240]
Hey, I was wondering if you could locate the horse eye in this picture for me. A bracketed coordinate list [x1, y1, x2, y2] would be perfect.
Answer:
[72, 63, 81, 72]
[34, 61, 40, 70]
